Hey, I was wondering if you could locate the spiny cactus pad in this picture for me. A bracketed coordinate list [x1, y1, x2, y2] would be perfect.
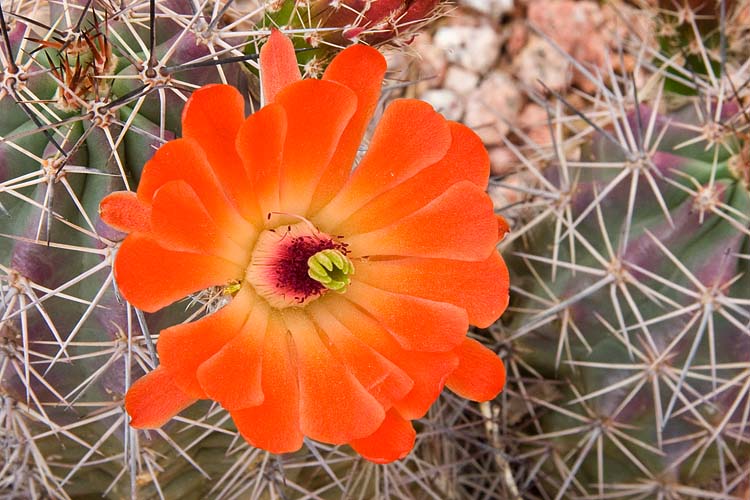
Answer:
[497, 2, 750, 498]
[0, 0, 256, 496]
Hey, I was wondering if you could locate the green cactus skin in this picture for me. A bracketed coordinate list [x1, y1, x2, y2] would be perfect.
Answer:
[506, 99, 749, 497]
[0, 1, 252, 496]
[489, 1, 750, 495]
[496, 55, 750, 500]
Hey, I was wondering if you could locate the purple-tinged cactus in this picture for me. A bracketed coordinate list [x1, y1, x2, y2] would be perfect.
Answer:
[0, 1, 248, 496]
[501, 75, 750, 500]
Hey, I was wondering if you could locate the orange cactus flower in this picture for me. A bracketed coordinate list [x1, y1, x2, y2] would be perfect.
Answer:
[100, 30, 510, 463]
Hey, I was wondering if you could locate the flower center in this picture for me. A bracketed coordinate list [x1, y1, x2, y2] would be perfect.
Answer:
[245, 222, 351, 308]
[307, 249, 355, 292]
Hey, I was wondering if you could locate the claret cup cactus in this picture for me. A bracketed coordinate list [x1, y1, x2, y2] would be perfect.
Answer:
[0, 1, 513, 498]
[6, 0, 747, 498]
[104, 29, 509, 465]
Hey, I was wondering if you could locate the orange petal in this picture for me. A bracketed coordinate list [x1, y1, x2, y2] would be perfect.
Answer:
[335, 121, 489, 234]
[345, 181, 498, 261]
[353, 252, 510, 328]
[350, 409, 416, 464]
[236, 103, 286, 216]
[284, 309, 385, 444]
[99, 191, 151, 234]
[182, 84, 260, 222]
[150, 180, 248, 265]
[446, 338, 506, 402]
[392, 354, 457, 419]
[136, 138, 256, 248]
[344, 281, 468, 352]
[321, 298, 458, 419]
[114, 234, 243, 313]
[157, 287, 254, 398]
[230, 313, 304, 454]
[196, 302, 269, 410]
[275, 79, 357, 215]
[309, 44, 387, 214]
[309, 306, 413, 409]
[260, 29, 301, 104]
[125, 366, 196, 429]
[315, 99, 451, 227]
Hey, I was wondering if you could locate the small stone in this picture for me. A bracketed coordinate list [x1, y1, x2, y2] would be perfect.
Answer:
[488, 147, 519, 177]
[459, 0, 514, 20]
[488, 182, 521, 211]
[420, 89, 464, 122]
[412, 33, 448, 90]
[526, 0, 642, 91]
[528, 0, 603, 54]
[443, 66, 480, 96]
[385, 51, 412, 84]
[515, 35, 570, 91]
[737, 2, 750, 23]
[519, 104, 552, 146]
[464, 70, 523, 145]
[433, 24, 501, 74]
[505, 20, 528, 57]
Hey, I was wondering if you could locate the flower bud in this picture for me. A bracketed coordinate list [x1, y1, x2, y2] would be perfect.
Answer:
[320, 0, 440, 43]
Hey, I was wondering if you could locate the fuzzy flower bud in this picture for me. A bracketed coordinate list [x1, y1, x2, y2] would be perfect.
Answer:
[322, 0, 440, 43]
[276, 0, 442, 45]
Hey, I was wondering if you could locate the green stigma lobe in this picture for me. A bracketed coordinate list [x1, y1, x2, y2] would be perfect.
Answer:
[307, 249, 354, 293]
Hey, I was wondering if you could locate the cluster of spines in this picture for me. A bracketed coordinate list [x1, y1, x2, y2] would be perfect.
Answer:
[0, 0, 307, 497]
[491, 1, 750, 498]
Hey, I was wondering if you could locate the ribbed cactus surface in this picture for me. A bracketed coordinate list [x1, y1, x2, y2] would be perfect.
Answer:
[499, 1, 750, 497]
[507, 101, 749, 497]
[0, 0, 252, 496]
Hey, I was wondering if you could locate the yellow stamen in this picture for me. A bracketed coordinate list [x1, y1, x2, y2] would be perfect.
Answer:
[307, 249, 354, 293]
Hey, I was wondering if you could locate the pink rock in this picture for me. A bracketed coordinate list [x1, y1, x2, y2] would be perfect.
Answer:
[443, 66, 480, 96]
[421, 89, 465, 121]
[488, 174, 529, 209]
[528, 0, 603, 54]
[412, 32, 448, 89]
[460, 0, 514, 20]
[506, 20, 528, 57]
[433, 23, 501, 73]
[488, 147, 520, 177]
[525, 0, 637, 90]
[515, 36, 571, 91]
[519, 104, 552, 146]
[464, 71, 524, 145]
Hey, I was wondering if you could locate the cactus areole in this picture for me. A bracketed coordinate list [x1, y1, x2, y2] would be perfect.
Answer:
[100, 30, 510, 463]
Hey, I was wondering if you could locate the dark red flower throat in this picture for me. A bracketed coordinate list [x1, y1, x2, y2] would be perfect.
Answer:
[246, 222, 349, 308]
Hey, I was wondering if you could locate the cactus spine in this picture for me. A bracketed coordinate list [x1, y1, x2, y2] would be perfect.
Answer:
[498, 1, 750, 498]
